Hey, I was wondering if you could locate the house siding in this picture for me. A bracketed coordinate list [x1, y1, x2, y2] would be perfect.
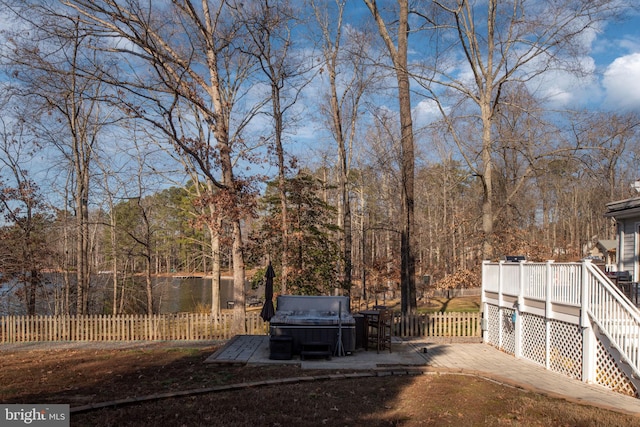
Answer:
[620, 219, 638, 280]
[605, 196, 640, 282]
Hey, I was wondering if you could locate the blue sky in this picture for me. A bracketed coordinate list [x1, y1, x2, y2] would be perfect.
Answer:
[595, 15, 640, 110]
[292, 3, 640, 157]
[3, 1, 640, 203]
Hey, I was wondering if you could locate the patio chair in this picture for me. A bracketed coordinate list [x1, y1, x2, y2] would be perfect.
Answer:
[367, 308, 392, 353]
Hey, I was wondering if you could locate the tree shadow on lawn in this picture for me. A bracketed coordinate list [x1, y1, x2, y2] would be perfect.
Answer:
[1, 346, 416, 421]
[2, 346, 416, 426]
[3, 345, 637, 426]
[0, 347, 315, 405]
[71, 367, 640, 427]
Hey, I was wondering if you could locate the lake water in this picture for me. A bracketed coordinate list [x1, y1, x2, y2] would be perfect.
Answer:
[0, 275, 256, 315]
[155, 276, 239, 313]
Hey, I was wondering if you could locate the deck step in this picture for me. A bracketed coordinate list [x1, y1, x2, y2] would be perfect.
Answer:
[300, 341, 332, 360]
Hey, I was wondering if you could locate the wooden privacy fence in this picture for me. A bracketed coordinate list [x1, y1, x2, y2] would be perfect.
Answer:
[0, 311, 481, 343]
[393, 312, 481, 338]
[0, 313, 268, 343]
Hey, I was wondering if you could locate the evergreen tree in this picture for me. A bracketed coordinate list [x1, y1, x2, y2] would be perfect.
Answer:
[250, 171, 341, 295]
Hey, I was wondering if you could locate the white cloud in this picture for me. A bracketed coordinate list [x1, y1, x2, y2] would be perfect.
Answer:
[413, 99, 443, 128]
[603, 53, 640, 110]
[539, 68, 601, 108]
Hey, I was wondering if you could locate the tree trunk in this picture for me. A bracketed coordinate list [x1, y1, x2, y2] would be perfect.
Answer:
[231, 221, 246, 334]
[145, 258, 153, 315]
[210, 226, 221, 318]
[274, 87, 289, 296]
[76, 188, 90, 314]
[481, 103, 494, 260]
[112, 246, 118, 315]
[365, 0, 417, 314]
[396, 11, 417, 315]
[329, 62, 352, 295]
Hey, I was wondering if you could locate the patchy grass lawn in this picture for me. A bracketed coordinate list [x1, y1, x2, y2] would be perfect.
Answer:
[410, 295, 481, 313]
[365, 295, 481, 314]
[0, 344, 637, 426]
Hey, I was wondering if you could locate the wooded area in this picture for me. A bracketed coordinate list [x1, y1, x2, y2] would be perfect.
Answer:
[0, 1, 638, 324]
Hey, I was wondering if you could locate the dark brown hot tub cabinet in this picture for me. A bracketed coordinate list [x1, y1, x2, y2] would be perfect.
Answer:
[269, 295, 356, 356]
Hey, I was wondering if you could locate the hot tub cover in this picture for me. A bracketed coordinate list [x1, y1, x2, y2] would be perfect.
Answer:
[269, 295, 355, 326]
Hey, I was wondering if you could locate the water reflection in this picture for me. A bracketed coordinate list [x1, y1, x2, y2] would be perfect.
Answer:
[155, 276, 237, 313]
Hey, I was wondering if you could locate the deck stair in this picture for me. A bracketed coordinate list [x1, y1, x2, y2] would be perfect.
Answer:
[584, 262, 640, 392]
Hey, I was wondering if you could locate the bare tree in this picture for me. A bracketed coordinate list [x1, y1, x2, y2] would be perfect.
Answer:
[0, 115, 51, 315]
[63, 0, 264, 332]
[238, 0, 309, 296]
[415, 0, 627, 259]
[92, 151, 127, 315]
[363, 0, 417, 314]
[2, 8, 118, 314]
[569, 111, 640, 201]
[561, 110, 640, 248]
[345, 106, 400, 305]
[311, 0, 379, 295]
[152, 104, 227, 317]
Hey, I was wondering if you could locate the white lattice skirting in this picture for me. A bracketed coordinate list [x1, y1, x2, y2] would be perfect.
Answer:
[485, 303, 637, 397]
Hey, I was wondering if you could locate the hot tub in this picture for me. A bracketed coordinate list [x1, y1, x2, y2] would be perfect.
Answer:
[269, 295, 356, 356]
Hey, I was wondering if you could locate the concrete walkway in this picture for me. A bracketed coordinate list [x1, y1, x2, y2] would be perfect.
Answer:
[422, 341, 640, 417]
[206, 335, 640, 416]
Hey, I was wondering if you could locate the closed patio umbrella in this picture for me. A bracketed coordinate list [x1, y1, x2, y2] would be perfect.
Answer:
[260, 262, 276, 322]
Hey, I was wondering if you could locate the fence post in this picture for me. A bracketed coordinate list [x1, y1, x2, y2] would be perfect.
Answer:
[545, 260, 554, 370]
[513, 261, 525, 358]
[481, 261, 488, 342]
[581, 261, 597, 383]
[497, 261, 504, 348]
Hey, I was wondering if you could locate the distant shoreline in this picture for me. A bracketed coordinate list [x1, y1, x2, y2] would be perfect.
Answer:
[38, 270, 237, 280]
[97, 270, 233, 280]
[163, 274, 234, 280]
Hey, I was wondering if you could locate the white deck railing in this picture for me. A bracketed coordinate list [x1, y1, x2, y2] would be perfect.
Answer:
[483, 260, 640, 390]
[583, 262, 640, 375]
[483, 261, 583, 306]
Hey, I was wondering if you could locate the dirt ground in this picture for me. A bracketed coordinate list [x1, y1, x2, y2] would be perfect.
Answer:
[1, 343, 638, 426]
